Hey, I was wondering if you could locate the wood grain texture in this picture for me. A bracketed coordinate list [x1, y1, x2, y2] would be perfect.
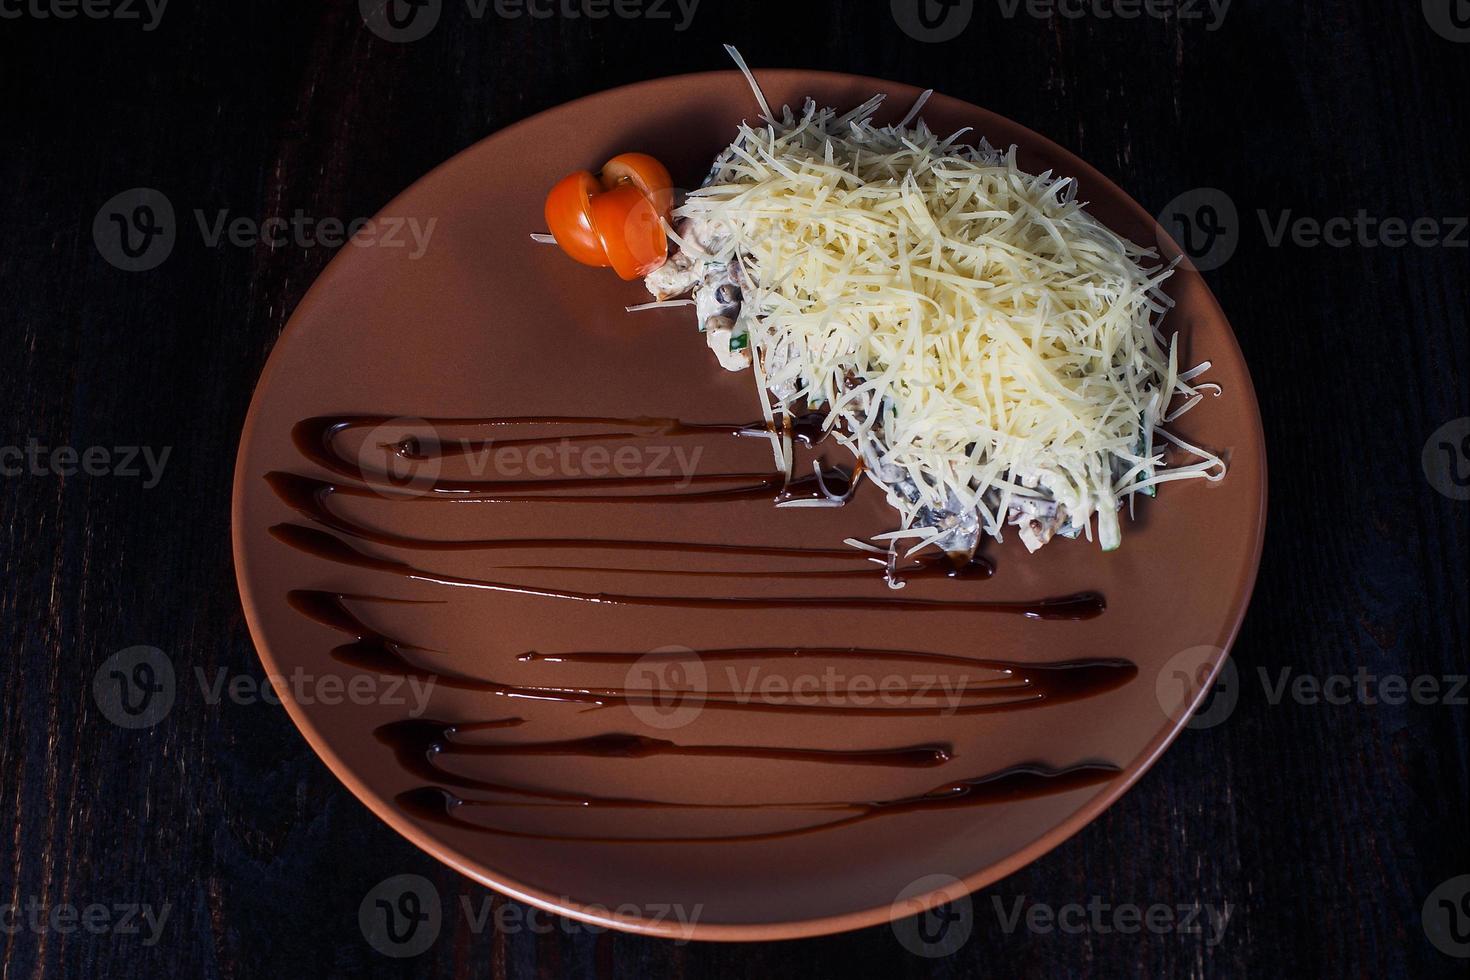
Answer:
[1, 1, 1465, 976]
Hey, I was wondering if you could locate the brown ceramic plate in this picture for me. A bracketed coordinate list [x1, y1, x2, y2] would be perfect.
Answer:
[232, 69, 1266, 941]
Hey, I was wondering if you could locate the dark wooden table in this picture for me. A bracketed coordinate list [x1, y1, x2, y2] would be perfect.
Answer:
[2, 1, 1466, 976]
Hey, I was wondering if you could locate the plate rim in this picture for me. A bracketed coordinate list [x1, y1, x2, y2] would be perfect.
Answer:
[231, 66, 1268, 942]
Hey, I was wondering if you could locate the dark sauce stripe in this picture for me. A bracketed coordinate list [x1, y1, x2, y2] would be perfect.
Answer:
[285, 591, 1132, 715]
[273, 527, 1103, 619]
[394, 763, 1122, 844]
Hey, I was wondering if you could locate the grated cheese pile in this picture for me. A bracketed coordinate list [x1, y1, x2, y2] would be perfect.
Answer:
[653, 57, 1226, 554]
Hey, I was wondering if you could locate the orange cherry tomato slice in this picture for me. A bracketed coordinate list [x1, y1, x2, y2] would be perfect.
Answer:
[600, 153, 674, 216]
[589, 185, 668, 280]
[544, 171, 609, 268]
[544, 153, 672, 278]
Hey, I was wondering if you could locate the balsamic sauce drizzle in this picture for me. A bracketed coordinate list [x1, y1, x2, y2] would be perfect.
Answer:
[287, 591, 1132, 714]
[295, 411, 831, 468]
[290, 414, 839, 500]
[273, 525, 1104, 619]
[267, 470, 992, 580]
[395, 763, 1123, 843]
[376, 719, 953, 770]
[269, 412, 1125, 842]
[266, 471, 867, 558]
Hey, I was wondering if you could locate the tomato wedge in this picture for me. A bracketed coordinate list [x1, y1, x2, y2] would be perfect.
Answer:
[543, 171, 609, 268]
[543, 153, 673, 280]
[590, 185, 668, 280]
[600, 153, 674, 213]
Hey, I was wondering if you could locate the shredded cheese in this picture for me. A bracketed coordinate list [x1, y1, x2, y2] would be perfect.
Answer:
[674, 66, 1225, 551]
[626, 299, 697, 313]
